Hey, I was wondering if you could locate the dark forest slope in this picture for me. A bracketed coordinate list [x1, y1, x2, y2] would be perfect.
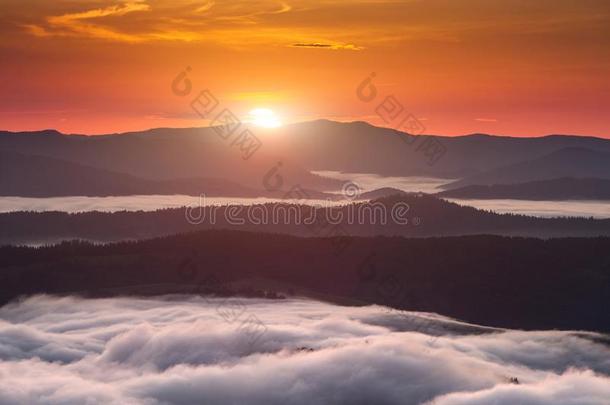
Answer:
[1, 231, 609, 332]
[1, 195, 609, 245]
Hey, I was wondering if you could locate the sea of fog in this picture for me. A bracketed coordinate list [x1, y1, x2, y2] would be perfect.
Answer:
[316, 172, 610, 218]
[313, 171, 453, 194]
[445, 198, 610, 219]
[0, 195, 345, 214]
[0, 173, 608, 218]
[0, 295, 609, 404]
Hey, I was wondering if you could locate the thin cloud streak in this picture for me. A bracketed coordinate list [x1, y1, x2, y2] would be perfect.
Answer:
[26, 1, 152, 43]
[291, 42, 363, 50]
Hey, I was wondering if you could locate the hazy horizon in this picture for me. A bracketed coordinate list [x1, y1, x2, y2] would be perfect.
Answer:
[2, 119, 610, 139]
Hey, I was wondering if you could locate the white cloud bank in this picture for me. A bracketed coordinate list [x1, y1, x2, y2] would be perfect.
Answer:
[0, 295, 609, 404]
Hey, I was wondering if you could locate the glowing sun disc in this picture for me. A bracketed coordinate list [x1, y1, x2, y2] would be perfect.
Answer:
[249, 108, 282, 128]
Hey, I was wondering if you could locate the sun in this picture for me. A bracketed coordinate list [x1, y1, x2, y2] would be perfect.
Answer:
[248, 108, 282, 128]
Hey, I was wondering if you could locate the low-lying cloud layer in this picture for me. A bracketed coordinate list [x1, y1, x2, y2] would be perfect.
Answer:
[0, 295, 609, 404]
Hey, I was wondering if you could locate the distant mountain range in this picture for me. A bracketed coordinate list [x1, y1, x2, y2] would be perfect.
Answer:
[437, 178, 610, 200]
[2, 121, 610, 198]
[265, 120, 610, 178]
[0, 149, 330, 198]
[2, 194, 609, 246]
[0, 150, 262, 197]
[0, 126, 340, 196]
[442, 148, 610, 190]
[2, 122, 609, 334]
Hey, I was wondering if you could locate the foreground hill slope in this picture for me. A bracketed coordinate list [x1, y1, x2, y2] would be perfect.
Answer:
[1, 231, 609, 332]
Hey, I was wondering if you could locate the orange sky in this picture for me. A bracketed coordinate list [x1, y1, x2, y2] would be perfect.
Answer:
[1, 0, 609, 137]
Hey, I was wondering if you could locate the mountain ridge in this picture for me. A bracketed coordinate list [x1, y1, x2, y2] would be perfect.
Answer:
[3, 121, 610, 194]
[3, 121, 608, 141]
[437, 178, 610, 200]
[2, 194, 609, 246]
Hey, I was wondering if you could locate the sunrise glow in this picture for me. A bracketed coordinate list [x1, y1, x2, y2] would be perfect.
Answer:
[1, 0, 608, 136]
[248, 108, 282, 128]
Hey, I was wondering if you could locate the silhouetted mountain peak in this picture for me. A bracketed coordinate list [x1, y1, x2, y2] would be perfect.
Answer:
[2, 122, 610, 190]
[0, 129, 63, 137]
